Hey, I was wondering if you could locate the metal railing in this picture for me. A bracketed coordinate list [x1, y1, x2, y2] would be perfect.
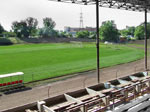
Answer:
[39, 75, 150, 112]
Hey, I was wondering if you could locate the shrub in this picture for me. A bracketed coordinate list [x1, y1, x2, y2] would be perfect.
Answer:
[0, 38, 13, 45]
[2, 32, 16, 38]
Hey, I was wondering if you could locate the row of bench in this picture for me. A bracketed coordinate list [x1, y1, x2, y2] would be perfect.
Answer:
[36, 72, 150, 112]
[0, 80, 23, 87]
[0, 72, 24, 93]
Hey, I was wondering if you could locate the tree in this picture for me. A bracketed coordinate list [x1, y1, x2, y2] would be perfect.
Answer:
[43, 17, 56, 29]
[11, 17, 38, 38]
[0, 24, 5, 34]
[89, 32, 96, 39]
[11, 21, 28, 38]
[120, 27, 135, 40]
[76, 30, 89, 38]
[58, 31, 72, 38]
[38, 17, 57, 38]
[38, 28, 58, 38]
[134, 22, 150, 40]
[100, 20, 119, 42]
[120, 29, 129, 37]
[120, 27, 135, 37]
[59, 31, 68, 38]
[25, 17, 38, 36]
[127, 26, 135, 37]
[134, 25, 144, 40]
[2, 31, 16, 38]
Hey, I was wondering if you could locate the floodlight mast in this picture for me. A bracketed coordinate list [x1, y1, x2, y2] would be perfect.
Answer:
[48, 0, 150, 83]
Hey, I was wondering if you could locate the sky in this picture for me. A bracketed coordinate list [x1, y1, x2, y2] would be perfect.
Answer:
[0, 0, 150, 31]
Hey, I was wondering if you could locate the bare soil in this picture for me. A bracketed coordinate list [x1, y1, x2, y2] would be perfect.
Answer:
[0, 57, 149, 111]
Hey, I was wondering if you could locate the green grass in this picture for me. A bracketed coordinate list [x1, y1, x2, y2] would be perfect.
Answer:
[128, 43, 145, 47]
[0, 43, 144, 83]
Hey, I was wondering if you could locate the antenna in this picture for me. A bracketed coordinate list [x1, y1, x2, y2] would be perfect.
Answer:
[80, 8, 84, 28]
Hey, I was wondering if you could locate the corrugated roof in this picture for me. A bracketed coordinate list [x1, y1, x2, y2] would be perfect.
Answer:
[0, 72, 24, 78]
[49, 0, 150, 12]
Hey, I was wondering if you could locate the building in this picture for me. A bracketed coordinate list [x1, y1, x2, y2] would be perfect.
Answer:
[64, 26, 96, 37]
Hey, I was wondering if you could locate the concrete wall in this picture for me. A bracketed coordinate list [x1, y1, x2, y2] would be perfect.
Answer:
[20, 37, 96, 43]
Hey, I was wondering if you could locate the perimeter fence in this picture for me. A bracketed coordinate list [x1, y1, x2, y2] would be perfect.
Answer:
[22, 62, 147, 100]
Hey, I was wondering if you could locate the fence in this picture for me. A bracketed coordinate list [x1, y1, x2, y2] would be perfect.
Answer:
[45, 65, 145, 98]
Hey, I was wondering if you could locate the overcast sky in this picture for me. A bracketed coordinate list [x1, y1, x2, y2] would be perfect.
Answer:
[0, 0, 150, 31]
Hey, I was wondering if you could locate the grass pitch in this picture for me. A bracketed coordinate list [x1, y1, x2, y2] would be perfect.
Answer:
[0, 43, 144, 82]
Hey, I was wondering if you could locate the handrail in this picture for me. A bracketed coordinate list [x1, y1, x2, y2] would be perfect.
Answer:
[53, 78, 150, 112]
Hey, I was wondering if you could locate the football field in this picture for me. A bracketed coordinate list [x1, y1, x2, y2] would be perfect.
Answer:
[0, 43, 144, 82]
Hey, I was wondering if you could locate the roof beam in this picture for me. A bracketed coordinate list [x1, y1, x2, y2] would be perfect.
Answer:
[48, 0, 150, 12]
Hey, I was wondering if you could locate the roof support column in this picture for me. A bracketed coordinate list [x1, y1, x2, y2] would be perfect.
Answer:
[96, 0, 100, 83]
[144, 8, 148, 71]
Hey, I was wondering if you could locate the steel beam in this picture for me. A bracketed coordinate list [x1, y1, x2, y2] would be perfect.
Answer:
[144, 8, 148, 71]
[49, 0, 150, 12]
[96, 0, 100, 83]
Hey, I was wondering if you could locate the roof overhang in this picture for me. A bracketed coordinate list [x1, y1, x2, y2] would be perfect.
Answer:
[49, 0, 150, 12]
[0, 72, 24, 78]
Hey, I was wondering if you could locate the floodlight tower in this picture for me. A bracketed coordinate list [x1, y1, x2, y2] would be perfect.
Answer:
[80, 8, 84, 28]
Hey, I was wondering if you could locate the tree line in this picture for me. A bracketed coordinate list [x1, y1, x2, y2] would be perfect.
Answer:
[0, 17, 95, 39]
[99, 20, 150, 42]
[0, 17, 67, 38]
[0, 17, 149, 42]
